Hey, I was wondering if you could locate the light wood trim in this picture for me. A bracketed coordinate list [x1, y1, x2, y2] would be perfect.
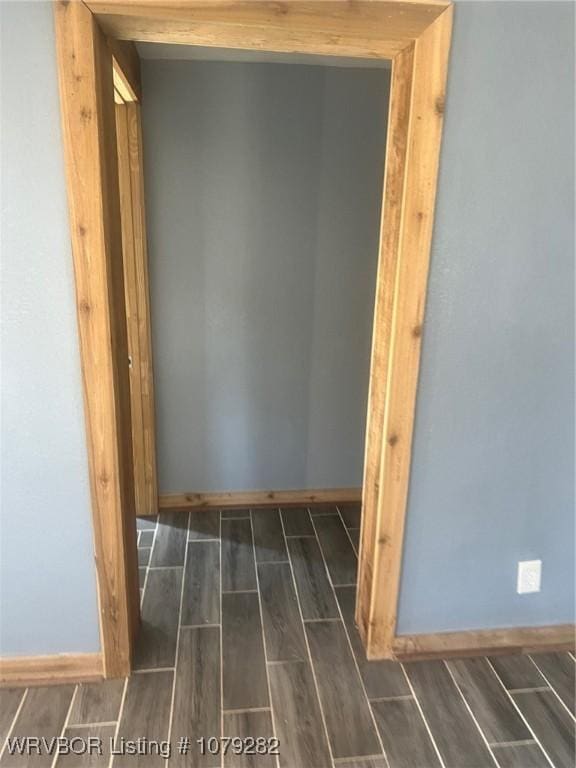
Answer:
[391, 625, 576, 661]
[357, 42, 414, 654]
[86, 1, 449, 59]
[53, 0, 139, 678]
[108, 37, 141, 101]
[0, 653, 103, 688]
[357, 7, 453, 658]
[115, 101, 158, 517]
[55, 0, 455, 665]
[159, 487, 362, 511]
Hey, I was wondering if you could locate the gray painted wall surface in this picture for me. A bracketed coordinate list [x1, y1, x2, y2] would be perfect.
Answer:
[397, 1, 575, 633]
[0, 2, 100, 654]
[142, 61, 389, 492]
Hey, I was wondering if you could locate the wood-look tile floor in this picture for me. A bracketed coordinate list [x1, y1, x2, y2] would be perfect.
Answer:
[1, 505, 574, 767]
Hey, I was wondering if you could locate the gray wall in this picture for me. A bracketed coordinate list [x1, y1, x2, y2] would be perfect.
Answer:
[142, 61, 389, 492]
[397, 1, 575, 633]
[0, 2, 100, 654]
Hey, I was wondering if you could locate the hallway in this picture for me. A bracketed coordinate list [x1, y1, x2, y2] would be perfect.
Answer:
[1, 505, 574, 767]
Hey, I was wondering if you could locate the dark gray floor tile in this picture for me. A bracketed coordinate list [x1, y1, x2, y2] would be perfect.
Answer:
[489, 655, 547, 691]
[0, 688, 25, 747]
[189, 510, 220, 541]
[137, 516, 157, 530]
[150, 511, 188, 566]
[335, 586, 409, 699]
[221, 508, 250, 519]
[222, 592, 269, 710]
[448, 658, 531, 744]
[305, 620, 381, 759]
[530, 653, 575, 713]
[257, 563, 307, 662]
[404, 661, 494, 768]
[68, 679, 125, 725]
[113, 671, 173, 767]
[221, 518, 257, 592]
[138, 547, 151, 567]
[0, 685, 75, 767]
[286, 537, 339, 620]
[172, 627, 220, 768]
[338, 503, 361, 529]
[313, 514, 357, 586]
[308, 504, 338, 516]
[371, 698, 441, 768]
[512, 690, 575, 768]
[134, 567, 183, 669]
[348, 528, 360, 554]
[491, 742, 548, 767]
[139, 530, 154, 548]
[280, 507, 314, 536]
[252, 509, 287, 563]
[268, 661, 331, 768]
[182, 541, 220, 626]
[223, 710, 276, 767]
[57, 725, 115, 767]
[138, 567, 146, 588]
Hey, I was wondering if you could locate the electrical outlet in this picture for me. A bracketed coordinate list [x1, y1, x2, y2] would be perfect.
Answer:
[517, 560, 542, 594]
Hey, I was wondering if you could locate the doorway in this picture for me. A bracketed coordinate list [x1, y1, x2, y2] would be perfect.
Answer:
[54, 0, 453, 676]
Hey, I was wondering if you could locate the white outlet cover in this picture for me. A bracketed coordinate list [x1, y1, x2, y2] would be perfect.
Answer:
[517, 560, 542, 594]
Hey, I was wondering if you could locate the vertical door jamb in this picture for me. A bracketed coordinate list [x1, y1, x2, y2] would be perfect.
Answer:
[54, 1, 139, 677]
[114, 74, 158, 519]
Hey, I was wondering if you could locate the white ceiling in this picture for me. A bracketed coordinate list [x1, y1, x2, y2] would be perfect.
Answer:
[136, 42, 391, 69]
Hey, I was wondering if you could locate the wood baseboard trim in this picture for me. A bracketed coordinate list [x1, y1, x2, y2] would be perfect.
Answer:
[0, 652, 104, 687]
[158, 487, 362, 511]
[391, 624, 575, 661]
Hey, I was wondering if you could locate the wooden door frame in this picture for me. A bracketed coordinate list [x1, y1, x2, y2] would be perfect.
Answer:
[54, 0, 453, 675]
